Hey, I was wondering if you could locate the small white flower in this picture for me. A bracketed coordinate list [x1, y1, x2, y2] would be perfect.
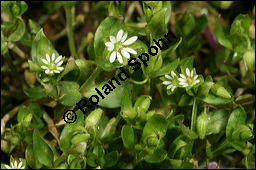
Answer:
[4, 160, 25, 169]
[41, 53, 64, 76]
[178, 68, 200, 88]
[105, 29, 138, 64]
[162, 71, 178, 91]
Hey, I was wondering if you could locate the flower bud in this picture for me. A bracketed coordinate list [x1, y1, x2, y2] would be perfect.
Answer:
[243, 49, 255, 71]
[122, 108, 137, 119]
[147, 136, 159, 146]
[71, 133, 90, 146]
[231, 124, 254, 141]
[196, 112, 209, 139]
[211, 84, 231, 99]
[140, 97, 151, 112]
[85, 108, 103, 127]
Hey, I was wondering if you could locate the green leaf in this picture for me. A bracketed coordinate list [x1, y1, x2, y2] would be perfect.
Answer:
[176, 11, 195, 37]
[142, 114, 168, 144]
[231, 124, 254, 141]
[121, 125, 136, 150]
[17, 106, 31, 123]
[230, 14, 250, 36]
[33, 129, 53, 167]
[226, 105, 247, 139]
[162, 37, 182, 59]
[168, 135, 193, 159]
[1, 31, 8, 55]
[153, 58, 179, 78]
[201, 93, 231, 105]
[85, 108, 103, 127]
[196, 112, 208, 139]
[23, 85, 47, 99]
[94, 17, 124, 71]
[197, 82, 214, 99]
[93, 141, 105, 158]
[214, 22, 233, 50]
[25, 144, 43, 169]
[87, 152, 98, 167]
[58, 81, 82, 106]
[28, 19, 41, 34]
[144, 149, 167, 163]
[60, 110, 85, 151]
[181, 124, 198, 140]
[179, 57, 194, 69]
[7, 17, 26, 42]
[206, 109, 230, 135]
[31, 29, 59, 66]
[104, 151, 119, 167]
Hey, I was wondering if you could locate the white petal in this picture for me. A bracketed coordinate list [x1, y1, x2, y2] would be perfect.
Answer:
[123, 36, 138, 45]
[41, 58, 49, 65]
[55, 55, 63, 63]
[41, 66, 49, 70]
[53, 70, 60, 73]
[110, 36, 116, 43]
[57, 67, 64, 71]
[179, 74, 187, 79]
[194, 75, 198, 80]
[52, 53, 55, 61]
[105, 42, 114, 47]
[191, 70, 194, 77]
[167, 84, 173, 90]
[182, 84, 188, 87]
[178, 78, 186, 82]
[163, 81, 171, 85]
[110, 51, 117, 63]
[45, 69, 50, 74]
[46, 54, 51, 63]
[21, 167, 25, 169]
[121, 49, 130, 59]
[50, 70, 54, 74]
[17, 162, 23, 169]
[179, 82, 188, 86]
[193, 79, 200, 85]
[186, 68, 190, 77]
[56, 60, 63, 66]
[123, 47, 137, 55]
[171, 86, 177, 91]
[171, 71, 177, 77]
[165, 74, 172, 79]
[116, 52, 123, 63]
[4, 164, 11, 169]
[108, 46, 114, 51]
[14, 161, 18, 168]
[121, 32, 128, 42]
[116, 29, 123, 42]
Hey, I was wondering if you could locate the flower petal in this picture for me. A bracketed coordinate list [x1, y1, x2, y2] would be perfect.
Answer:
[167, 84, 173, 89]
[179, 74, 186, 79]
[110, 36, 116, 44]
[4, 164, 12, 169]
[56, 60, 63, 66]
[14, 161, 18, 168]
[55, 55, 63, 63]
[46, 54, 51, 63]
[123, 47, 137, 55]
[41, 66, 49, 70]
[116, 29, 123, 42]
[186, 68, 190, 77]
[116, 52, 123, 63]
[121, 49, 130, 59]
[17, 162, 23, 169]
[179, 82, 188, 86]
[171, 86, 177, 91]
[52, 53, 55, 61]
[45, 70, 50, 74]
[105, 42, 114, 47]
[191, 70, 194, 77]
[193, 79, 200, 85]
[41, 58, 49, 65]
[165, 74, 172, 79]
[57, 67, 64, 71]
[121, 32, 128, 42]
[163, 81, 171, 85]
[178, 78, 186, 82]
[171, 71, 177, 77]
[123, 36, 138, 45]
[53, 70, 60, 73]
[194, 75, 198, 80]
[110, 51, 117, 63]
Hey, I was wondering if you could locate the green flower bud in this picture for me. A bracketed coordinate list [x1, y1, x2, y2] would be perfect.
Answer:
[122, 108, 137, 119]
[243, 49, 255, 71]
[140, 97, 151, 112]
[71, 133, 90, 146]
[211, 84, 231, 99]
[85, 108, 103, 127]
[147, 136, 159, 146]
[146, 110, 155, 120]
[99, 117, 118, 141]
[196, 112, 209, 139]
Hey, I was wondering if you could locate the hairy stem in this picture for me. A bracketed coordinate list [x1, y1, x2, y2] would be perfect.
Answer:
[191, 97, 198, 132]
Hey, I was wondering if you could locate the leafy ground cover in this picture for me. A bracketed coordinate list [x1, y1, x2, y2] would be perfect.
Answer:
[1, 1, 255, 169]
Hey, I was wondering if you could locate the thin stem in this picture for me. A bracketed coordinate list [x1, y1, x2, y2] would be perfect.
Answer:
[128, 77, 149, 85]
[79, 66, 103, 93]
[244, 34, 251, 49]
[191, 97, 198, 132]
[65, 6, 77, 58]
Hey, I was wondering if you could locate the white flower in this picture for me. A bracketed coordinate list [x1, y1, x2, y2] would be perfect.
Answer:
[41, 53, 64, 76]
[4, 160, 25, 169]
[178, 68, 200, 88]
[105, 29, 138, 64]
[162, 71, 178, 91]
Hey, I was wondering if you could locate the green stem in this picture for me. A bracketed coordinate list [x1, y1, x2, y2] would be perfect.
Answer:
[65, 6, 77, 58]
[79, 66, 103, 93]
[191, 97, 198, 132]
[244, 34, 251, 49]
[53, 152, 68, 167]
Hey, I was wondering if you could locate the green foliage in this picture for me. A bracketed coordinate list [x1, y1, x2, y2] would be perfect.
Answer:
[1, 1, 254, 169]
